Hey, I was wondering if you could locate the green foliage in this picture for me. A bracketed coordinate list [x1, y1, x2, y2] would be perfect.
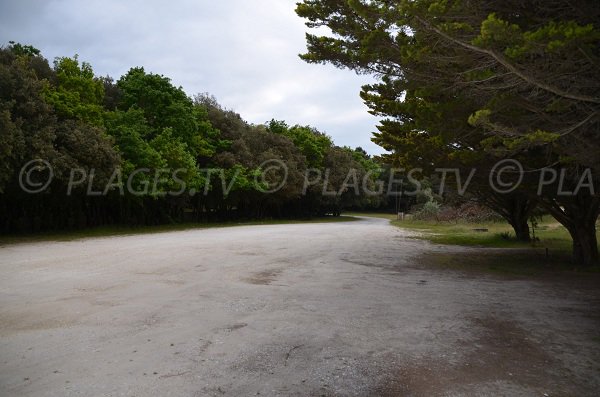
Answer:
[467, 109, 492, 127]
[105, 108, 163, 170]
[0, 43, 387, 232]
[7, 41, 40, 57]
[267, 120, 333, 167]
[0, 47, 49, 191]
[413, 200, 441, 221]
[472, 13, 523, 49]
[0, 46, 119, 199]
[117, 67, 218, 158]
[44, 56, 105, 126]
[503, 19, 598, 58]
[296, 0, 600, 168]
[150, 127, 204, 192]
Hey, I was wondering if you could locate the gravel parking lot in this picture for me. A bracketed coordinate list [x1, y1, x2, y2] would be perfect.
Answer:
[1, 217, 598, 396]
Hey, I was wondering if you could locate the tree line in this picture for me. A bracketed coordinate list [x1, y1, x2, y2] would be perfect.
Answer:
[0, 42, 383, 233]
[296, 0, 600, 265]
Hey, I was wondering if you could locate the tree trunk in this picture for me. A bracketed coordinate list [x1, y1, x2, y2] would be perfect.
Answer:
[480, 192, 534, 242]
[566, 221, 599, 266]
[508, 216, 531, 242]
[541, 194, 600, 266]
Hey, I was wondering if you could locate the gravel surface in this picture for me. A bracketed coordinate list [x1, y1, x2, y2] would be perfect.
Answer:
[0, 216, 598, 396]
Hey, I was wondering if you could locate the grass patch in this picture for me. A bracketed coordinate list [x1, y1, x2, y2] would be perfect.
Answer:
[353, 212, 600, 277]
[393, 218, 578, 251]
[393, 217, 588, 255]
[350, 212, 593, 254]
[416, 250, 600, 278]
[0, 216, 357, 246]
[345, 212, 399, 221]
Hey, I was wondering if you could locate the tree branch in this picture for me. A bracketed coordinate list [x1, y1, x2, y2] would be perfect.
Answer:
[415, 16, 600, 105]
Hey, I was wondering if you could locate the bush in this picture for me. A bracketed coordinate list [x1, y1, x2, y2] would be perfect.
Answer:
[498, 231, 513, 240]
[411, 196, 503, 223]
[435, 202, 502, 223]
[457, 202, 503, 222]
[413, 200, 441, 220]
[436, 206, 461, 222]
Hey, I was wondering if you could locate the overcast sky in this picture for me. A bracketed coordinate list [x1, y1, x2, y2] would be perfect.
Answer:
[0, 0, 386, 155]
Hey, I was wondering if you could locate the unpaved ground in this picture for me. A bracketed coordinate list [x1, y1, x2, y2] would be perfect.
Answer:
[0, 217, 598, 396]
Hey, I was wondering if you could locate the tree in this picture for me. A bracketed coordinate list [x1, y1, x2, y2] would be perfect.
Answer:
[363, 75, 537, 241]
[296, 0, 600, 263]
[6, 41, 40, 57]
[297, 0, 600, 169]
[267, 120, 333, 167]
[540, 185, 599, 266]
[44, 55, 105, 126]
[0, 45, 119, 232]
[117, 67, 218, 159]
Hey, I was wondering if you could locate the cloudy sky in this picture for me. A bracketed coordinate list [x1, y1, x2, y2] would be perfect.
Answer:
[0, 0, 386, 154]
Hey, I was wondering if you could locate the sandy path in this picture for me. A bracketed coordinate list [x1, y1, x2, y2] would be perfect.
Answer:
[0, 217, 598, 396]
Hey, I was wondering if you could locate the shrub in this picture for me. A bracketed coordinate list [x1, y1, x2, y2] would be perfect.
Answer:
[457, 202, 502, 222]
[426, 202, 504, 223]
[498, 231, 513, 240]
[413, 200, 441, 220]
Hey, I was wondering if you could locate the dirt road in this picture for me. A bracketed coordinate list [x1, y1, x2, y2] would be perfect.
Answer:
[0, 217, 598, 396]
